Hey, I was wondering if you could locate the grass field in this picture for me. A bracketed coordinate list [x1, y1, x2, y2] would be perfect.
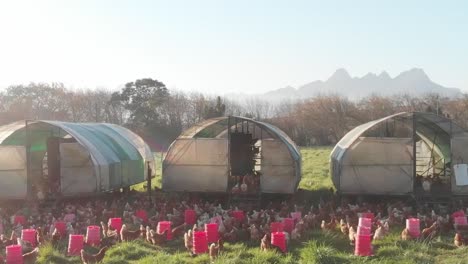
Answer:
[37, 147, 468, 264]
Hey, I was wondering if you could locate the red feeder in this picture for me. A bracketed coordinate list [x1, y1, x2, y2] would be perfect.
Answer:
[157, 221, 172, 240]
[192, 231, 208, 254]
[109, 218, 123, 233]
[232, 210, 244, 222]
[271, 232, 287, 253]
[358, 218, 372, 229]
[283, 218, 294, 233]
[86, 226, 101, 246]
[21, 229, 37, 247]
[205, 223, 219, 243]
[67, 234, 84, 256]
[14, 215, 25, 226]
[185, 210, 196, 225]
[355, 235, 372, 256]
[6, 245, 23, 264]
[406, 218, 420, 238]
[135, 210, 148, 223]
[54, 221, 66, 236]
[270, 222, 284, 233]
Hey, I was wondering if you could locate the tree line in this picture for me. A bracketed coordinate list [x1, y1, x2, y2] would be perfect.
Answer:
[1, 78, 468, 149]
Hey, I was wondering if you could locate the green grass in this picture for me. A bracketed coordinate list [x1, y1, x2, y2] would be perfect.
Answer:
[36, 147, 468, 263]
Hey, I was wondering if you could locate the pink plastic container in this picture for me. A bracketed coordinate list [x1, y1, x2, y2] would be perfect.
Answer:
[193, 231, 208, 254]
[358, 217, 372, 228]
[406, 218, 420, 238]
[271, 232, 287, 253]
[205, 223, 219, 243]
[6, 244, 23, 264]
[55, 221, 66, 236]
[157, 221, 172, 240]
[270, 222, 284, 233]
[67, 234, 84, 256]
[455, 216, 468, 225]
[135, 210, 148, 223]
[14, 215, 25, 226]
[291, 212, 302, 222]
[357, 226, 371, 236]
[185, 210, 196, 225]
[355, 235, 372, 256]
[109, 218, 123, 232]
[452, 210, 465, 220]
[283, 218, 295, 233]
[360, 213, 374, 221]
[232, 210, 245, 222]
[21, 229, 37, 247]
[86, 226, 101, 246]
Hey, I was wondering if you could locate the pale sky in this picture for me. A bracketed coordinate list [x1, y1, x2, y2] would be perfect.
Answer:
[0, 0, 466, 94]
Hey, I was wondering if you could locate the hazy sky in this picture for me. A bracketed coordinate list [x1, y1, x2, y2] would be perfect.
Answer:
[0, 0, 466, 94]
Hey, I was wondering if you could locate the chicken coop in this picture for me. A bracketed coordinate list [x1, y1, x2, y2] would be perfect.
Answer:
[0, 120, 155, 199]
[331, 112, 468, 198]
[162, 116, 301, 197]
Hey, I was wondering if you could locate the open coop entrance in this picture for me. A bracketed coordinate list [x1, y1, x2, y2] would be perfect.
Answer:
[412, 115, 452, 196]
[228, 117, 262, 198]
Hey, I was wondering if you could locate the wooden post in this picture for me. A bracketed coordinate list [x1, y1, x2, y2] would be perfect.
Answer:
[147, 161, 152, 204]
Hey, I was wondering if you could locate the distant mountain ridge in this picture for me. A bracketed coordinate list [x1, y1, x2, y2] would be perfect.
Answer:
[253, 68, 462, 102]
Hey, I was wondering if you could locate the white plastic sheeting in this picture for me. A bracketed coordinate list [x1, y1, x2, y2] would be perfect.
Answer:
[60, 143, 96, 195]
[0, 146, 27, 199]
[163, 139, 228, 192]
[261, 139, 296, 193]
[338, 137, 413, 195]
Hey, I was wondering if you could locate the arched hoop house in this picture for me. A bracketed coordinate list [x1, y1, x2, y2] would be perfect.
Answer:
[331, 112, 468, 196]
[0, 120, 155, 199]
[162, 116, 301, 194]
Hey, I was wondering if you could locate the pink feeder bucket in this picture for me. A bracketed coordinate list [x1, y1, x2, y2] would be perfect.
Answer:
[452, 210, 465, 220]
[157, 221, 172, 240]
[21, 229, 37, 247]
[406, 218, 420, 238]
[232, 210, 245, 222]
[14, 215, 25, 226]
[185, 210, 196, 225]
[109, 218, 122, 233]
[355, 235, 372, 256]
[357, 226, 371, 236]
[270, 222, 284, 233]
[455, 216, 468, 225]
[68, 234, 84, 256]
[360, 213, 374, 221]
[205, 223, 219, 243]
[358, 217, 372, 229]
[6, 244, 23, 264]
[86, 226, 101, 246]
[271, 232, 287, 253]
[54, 221, 66, 236]
[193, 231, 208, 254]
[135, 210, 148, 223]
[283, 218, 295, 233]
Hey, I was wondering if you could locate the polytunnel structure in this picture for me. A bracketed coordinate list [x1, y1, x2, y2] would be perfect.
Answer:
[162, 116, 301, 194]
[331, 112, 468, 196]
[0, 120, 155, 199]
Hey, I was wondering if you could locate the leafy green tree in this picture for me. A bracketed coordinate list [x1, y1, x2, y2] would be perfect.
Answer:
[111, 78, 170, 128]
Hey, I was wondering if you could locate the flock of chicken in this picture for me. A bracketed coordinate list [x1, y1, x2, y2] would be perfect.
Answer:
[0, 191, 468, 263]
